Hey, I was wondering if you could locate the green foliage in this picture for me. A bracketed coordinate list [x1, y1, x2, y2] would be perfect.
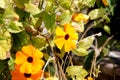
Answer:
[0, 30, 11, 60]
[42, 12, 56, 32]
[12, 31, 30, 51]
[31, 37, 47, 49]
[24, 2, 40, 15]
[103, 25, 111, 34]
[73, 36, 95, 56]
[0, 0, 118, 80]
[66, 66, 88, 80]
[6, 21, 23, 33]
[59, 10, 71, 25]
[88, 8, 105, 20]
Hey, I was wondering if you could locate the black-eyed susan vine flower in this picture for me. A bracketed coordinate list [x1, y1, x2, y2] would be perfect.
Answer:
[102, 0, 108, 6]
[15, 45, 45, 74]
[11, 65, 43, 80]
[72, 13, 89, 22]
[54, 23, 78, 52]
[84, 77, 93, 80]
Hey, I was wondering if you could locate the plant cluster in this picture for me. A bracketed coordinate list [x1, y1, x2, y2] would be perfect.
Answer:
[0, 0, 117, 80]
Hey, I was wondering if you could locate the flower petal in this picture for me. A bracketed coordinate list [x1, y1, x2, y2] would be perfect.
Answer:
[33, 49, 43, 59]
[54, 38, 65, 50]
[64, 23, 76, 34]
[56, 27, 66, 36]
[11, 65, 26, 80]
[15, 51, 27, 65]
[31, 70, 43, 80]
[70, 33, 78, 40]
[32, 59, 45, 73]
[20, 62, 32, 73]
[64, 40, 76, 52]
[22, 45, 35, 57]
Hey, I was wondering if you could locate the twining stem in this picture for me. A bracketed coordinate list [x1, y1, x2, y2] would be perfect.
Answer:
[99, 35, 114, 52]
[80, 19, 104, 40]
[90, 35, 114, 79]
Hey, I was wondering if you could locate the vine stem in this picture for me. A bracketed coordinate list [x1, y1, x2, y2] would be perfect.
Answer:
[90, 35, 114, 79]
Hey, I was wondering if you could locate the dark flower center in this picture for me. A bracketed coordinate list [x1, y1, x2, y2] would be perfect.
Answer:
[65, 34, 69, 40]
[24, 73, 31, 78]
[27, 57, 33, 63]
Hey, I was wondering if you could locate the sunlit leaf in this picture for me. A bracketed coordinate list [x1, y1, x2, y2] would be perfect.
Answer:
[25, 3, 40, 15]
[66, 66, 88, 79]
[45, 0, 53, 12]
[82, 0, 96, 7]
[72, 36, 94, 56]
[59, 10, 71, 25]
[103, 25, 111, 34]
[0, 30, 11, 60]
[6, 21, 23, 33]
[88, 8, 105, 20]
[72, 21, 84, 32]
[102, 15, 110, 23]
[4, 5, 19, 21]
[8, 56, 15, 70]
[0, 0, 5, 8]
[78, 36, 95, 49]
[72, 48, 88, 56]
[59, 0, 71, 9]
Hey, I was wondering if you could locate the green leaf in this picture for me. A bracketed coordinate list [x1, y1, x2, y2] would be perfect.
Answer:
[6, 21, 23, 33]
[72, 21, 84, 32]
[13, 0, 25, 9]
[103, 25, 111, 34]
[43, 12, 55, 32]
[25, 3, 40, 15]
[78, 36, 95, 49]
[14, 7, 30, 22]
[0, 30, 11, 60]
[8, 56, 15, 70]
[72, 36, 94, 56]
[88, 8, 105, 20]
[59, 0, 71, 9]
[59, 10, 71, 25]
[31, 37, 47, 49]
[72, 48, 88, 56]
[82, 0, 96, 7]
[12, 31, 30, 51]
[4, 5, 19, 20]
[83, 50, 94, 70]
[102, 15, 110, 23]
[66, 66, 88, 79]
[45, 0, 53, 12]
[102, 47, 109, 56]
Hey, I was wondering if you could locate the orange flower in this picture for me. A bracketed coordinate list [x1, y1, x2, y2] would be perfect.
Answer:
[54, 23, 78, 52]
[84, 77, 93, 80]
[72, 13, 89, 22]
[102, 0, 108, 6]
[11, 65, 43, 80]
[87, 77, 93, 80]
[15, 45, 44, 74]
